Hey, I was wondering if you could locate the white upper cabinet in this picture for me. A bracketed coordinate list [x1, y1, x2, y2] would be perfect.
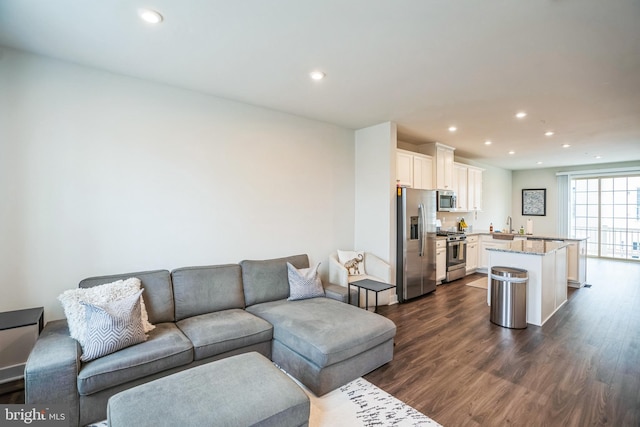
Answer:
[413, 155, 433, 190]
[453, 163, 468, 211]
[435, 145, 454, 190]
[398, 143, 482, 209]
[420, 142, 455, 190]
[396, 150, 413, 187]
[451, 162, 483, 212]
[396, 149, 433, 189]
[467, 166, 483, 211]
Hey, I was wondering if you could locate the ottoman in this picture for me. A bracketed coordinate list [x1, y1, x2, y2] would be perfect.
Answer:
[107, 352, 310, 427]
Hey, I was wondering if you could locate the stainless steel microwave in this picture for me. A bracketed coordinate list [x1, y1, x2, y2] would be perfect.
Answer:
[437, 190, 457, 211]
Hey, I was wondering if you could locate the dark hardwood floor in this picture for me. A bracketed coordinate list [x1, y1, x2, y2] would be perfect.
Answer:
[3, 258, 638, 426]
[0, 378, 24, 404]
[365, 258, 640, 426]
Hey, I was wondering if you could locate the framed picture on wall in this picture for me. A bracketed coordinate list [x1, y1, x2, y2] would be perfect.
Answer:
[522, 188, 546, 216]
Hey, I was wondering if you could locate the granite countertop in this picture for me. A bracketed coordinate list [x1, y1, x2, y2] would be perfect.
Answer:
[468, 231, 588, 241]
[485, 239, 570, 256]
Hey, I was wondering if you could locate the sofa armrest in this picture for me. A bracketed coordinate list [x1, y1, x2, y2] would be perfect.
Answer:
[25, 319, 81, 427]
[323, 283, 358, 305]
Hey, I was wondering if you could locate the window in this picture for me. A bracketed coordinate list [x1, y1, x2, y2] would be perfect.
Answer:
[570, 175, 640, 260]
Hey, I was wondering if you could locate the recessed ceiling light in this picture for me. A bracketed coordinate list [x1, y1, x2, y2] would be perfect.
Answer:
[545, 131, 555, 136]
[562, 144, 571, 148]
[309, 71, 325, 81]
[484, 140, 492, 145]
[515, 111, 527, 119]
[448, 126, 457, 132]
[595, 155, 602, 159]
[509, 150, 515, 155]
[138, 8, 163, 24]
[537, 161, 543, 165]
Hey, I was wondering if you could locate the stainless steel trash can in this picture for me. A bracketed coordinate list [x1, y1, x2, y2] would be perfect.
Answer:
[490, 266, 528, 329]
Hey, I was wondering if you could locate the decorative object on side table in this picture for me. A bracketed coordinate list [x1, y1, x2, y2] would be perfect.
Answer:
[522, 188, 546, 216]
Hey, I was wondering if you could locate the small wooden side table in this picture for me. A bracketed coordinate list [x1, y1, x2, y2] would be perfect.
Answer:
[0, 307, 44, 384]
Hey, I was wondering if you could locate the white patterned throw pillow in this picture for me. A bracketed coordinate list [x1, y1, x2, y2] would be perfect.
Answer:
[287, 262, 325, 301]
[80, 289, 147, 362]
[337, 250, 366, 275]
[58, 277, 154, 348]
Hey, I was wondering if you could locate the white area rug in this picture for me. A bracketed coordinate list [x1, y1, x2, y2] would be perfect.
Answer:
[87, 376, 441, 427]
[466, 277, 488, 289]
[301, 377, 441, 427]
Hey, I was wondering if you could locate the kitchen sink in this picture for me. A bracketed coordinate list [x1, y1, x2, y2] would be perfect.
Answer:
[493, 233, 515, 240]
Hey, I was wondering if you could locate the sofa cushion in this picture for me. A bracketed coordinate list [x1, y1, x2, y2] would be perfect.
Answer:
[246, 298, 396, 368]
[80, 290, 147, 362]
[241, 254, 309, 307]
[79, 270, 175, 324]
[176, 309, 273, 360]
[171, 264, 244, 321]
[77, 323, 193, 396]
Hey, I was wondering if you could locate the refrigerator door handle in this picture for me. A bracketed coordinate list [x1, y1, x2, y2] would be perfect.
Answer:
[418, 203, 424, 257]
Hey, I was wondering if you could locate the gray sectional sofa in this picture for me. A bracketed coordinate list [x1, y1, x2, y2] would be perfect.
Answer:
[25, 254, 397, 427]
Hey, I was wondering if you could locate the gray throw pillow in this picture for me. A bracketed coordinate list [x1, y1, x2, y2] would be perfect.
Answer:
[80, 289, 147, 362]
[287, 262, 325, 301]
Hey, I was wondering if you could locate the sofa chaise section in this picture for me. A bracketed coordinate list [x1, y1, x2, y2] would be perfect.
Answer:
[241, 254, 397, 396]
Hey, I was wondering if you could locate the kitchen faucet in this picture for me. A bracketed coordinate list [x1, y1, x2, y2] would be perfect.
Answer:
[506, 216, 512, 233]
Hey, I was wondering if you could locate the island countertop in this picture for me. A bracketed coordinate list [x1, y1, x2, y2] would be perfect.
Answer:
[485, 239, 570, 256]
[467, 231, 588, 242]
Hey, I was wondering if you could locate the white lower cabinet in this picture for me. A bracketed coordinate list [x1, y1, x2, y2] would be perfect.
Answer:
[436, 239, 446, 283]
[567, 240, 587, 287]
[466, 235, 478, 272]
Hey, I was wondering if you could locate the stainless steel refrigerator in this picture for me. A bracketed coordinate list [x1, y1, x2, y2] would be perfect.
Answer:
[396, 187, 437, 302]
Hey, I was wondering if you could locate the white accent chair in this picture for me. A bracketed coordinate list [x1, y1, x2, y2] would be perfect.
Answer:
[329, 252, 393, 309]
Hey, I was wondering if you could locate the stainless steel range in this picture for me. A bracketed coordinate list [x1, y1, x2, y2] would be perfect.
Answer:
[437, 231, 467, 282]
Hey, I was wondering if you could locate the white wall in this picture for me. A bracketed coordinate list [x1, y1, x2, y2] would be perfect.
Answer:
[513, 161, 640, 236]
[354, 122, 396, 261]
[0, 49, 355, 321]
[354, 122, 397, 305]
[511, 169, 559, 235]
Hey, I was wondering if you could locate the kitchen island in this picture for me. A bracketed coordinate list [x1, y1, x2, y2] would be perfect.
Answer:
[470, 232, 588, 288]
[485, 240, 569, 326]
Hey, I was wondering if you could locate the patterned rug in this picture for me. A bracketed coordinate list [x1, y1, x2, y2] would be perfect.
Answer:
[302, 377, 441, 426]
[87, 376, 441, 427]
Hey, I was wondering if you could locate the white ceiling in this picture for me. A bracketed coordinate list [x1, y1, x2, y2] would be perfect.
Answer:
[1, 0, 639, 170]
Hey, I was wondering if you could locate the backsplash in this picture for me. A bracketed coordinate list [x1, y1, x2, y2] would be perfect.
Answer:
[437, 212, 476, 232]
